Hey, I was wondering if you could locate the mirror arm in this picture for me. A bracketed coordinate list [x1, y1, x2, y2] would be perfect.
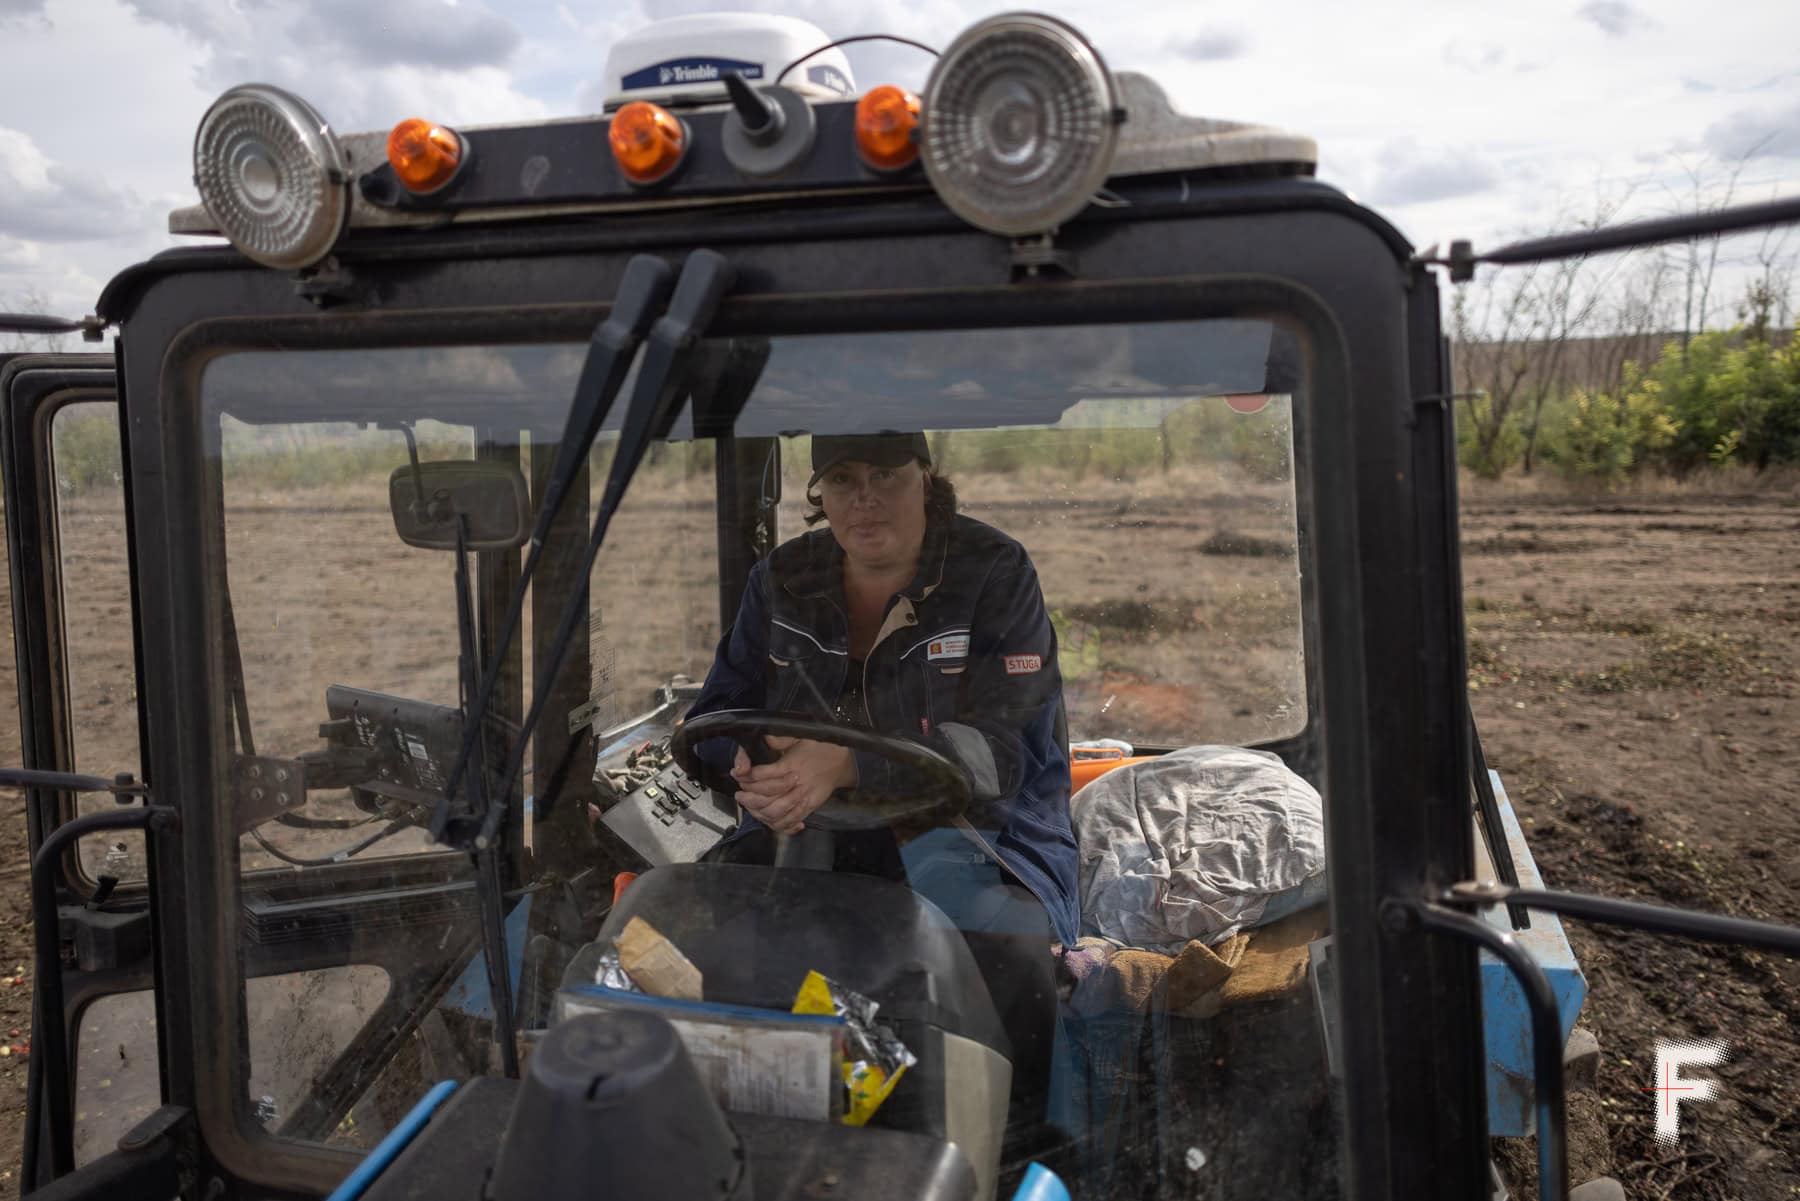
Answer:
[388, 421, 433, 518]
[451, 515, 521, 1078]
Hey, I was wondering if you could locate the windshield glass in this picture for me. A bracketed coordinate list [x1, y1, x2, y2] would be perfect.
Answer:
[201, 316, 1332, 1196]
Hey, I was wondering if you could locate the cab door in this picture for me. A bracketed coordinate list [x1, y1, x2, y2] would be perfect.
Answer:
[4, 351, 512, 1193]
[0, 352, 162, 1187]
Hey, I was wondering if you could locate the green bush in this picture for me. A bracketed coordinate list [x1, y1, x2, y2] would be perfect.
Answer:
[1525, 321, 1800, 484]
[52, 410, 124, 495]
[1227, 408, 1293, 482]
[1628, 324, 1800, 474]
[1455, 394, 1526, 478]
[1542, 386, 1678, 487]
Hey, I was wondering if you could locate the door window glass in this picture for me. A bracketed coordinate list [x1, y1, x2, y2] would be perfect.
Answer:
[73, 991, 158, 1168]
[50, 402, 143, 881]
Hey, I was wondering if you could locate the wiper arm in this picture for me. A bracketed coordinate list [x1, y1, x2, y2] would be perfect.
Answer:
[433, 254, 675, 842]
[473, 249, 736, 852]
[453, 516, 520, 1077]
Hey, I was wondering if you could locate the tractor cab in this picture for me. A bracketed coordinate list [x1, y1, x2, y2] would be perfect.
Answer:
[17, 10, 1758, 1201]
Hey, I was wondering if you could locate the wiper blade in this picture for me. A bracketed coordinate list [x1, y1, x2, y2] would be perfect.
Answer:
[433, 254, 675, 842]
[475, 249, 736, 850]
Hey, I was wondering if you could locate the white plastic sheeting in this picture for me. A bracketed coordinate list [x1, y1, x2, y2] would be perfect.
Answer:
[1074, 745, 1325, 953]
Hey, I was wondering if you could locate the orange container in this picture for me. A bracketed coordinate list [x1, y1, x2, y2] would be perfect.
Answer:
[1071, 752, 1157, 794]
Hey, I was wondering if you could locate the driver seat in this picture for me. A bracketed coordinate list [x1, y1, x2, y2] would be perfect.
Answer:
[562, 862, 1015, 1195]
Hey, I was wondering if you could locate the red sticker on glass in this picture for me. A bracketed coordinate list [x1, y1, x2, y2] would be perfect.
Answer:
[1004, 654, 1042, 675]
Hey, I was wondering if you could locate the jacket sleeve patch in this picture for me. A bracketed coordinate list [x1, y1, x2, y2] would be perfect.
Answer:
[1004, 653, 1043, 675]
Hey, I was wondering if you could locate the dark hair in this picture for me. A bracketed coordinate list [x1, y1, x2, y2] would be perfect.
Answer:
[805, 468, 957, 527]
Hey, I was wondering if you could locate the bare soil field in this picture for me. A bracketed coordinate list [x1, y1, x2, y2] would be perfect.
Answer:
[0, 473, 1793, 1197]
[1463, 486, 1800, 1200]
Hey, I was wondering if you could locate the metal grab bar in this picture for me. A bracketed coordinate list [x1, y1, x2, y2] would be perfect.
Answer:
[1390, 899, 1570, 1201]
[24, 804, 179, 1184]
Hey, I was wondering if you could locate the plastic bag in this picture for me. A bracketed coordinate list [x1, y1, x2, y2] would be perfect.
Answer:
[593, 947, 638, 992]
[792, 970, 917, 1126]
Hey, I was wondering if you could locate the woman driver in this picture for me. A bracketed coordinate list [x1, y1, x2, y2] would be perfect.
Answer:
[684, 430, 1077, 1110]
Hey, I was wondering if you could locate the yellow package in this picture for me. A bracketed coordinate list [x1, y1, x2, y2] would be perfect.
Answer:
[841, 1061, 902, 1127]
[792, 969, 914, 1126]
[791, 969, 836, 1017]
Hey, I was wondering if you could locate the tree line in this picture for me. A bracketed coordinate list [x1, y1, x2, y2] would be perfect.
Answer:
[1452, 163, 1799, 487]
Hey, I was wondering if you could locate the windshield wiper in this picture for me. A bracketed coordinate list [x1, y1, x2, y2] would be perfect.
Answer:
[471, 249, 736, 852]
[432, 254, 675, 844]
[425, 250, 732, 1073]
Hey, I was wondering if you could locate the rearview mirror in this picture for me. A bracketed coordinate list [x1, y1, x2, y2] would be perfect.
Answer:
[389, 460, 530, 551]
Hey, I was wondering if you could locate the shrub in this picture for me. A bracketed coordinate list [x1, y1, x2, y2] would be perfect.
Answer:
[1455, 394, 1526, 478]
[1542, 386, 1678, 487]
[1630, 325, 1800, 474]
[52, 409, 124, 495]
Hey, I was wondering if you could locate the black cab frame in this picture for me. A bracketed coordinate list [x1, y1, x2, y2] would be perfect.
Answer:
[7, 13, 1797, 1201]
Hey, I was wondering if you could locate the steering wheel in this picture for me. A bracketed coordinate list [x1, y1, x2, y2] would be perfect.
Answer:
[670, 709, 973, 832]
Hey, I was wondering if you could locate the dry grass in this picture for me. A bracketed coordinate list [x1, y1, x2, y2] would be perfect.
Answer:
[1460, 463, 1800, 503]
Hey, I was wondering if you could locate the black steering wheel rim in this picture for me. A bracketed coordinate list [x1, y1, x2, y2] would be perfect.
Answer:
[670, 708, 973, 830]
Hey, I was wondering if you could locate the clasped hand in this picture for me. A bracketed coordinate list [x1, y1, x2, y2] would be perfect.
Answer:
[731, 736, 858, 835]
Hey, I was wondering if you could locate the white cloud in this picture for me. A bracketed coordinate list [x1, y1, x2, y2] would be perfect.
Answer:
[0, 0, 48, 24]
[1169, 28, 1247, 63]
[0, 127, 152, 243]
[0, 128, 52, 192]
[1704, 101, 1800, 162]
[1371, 139, 1502, 207]
[1, 0, 1799, 324]
[1577, 1, 1654, 38]
[119, 0, 549, 130]
[294, 0, 522, 71]
[1443, 40, 1506, 72]
[0, 236, 45, 272]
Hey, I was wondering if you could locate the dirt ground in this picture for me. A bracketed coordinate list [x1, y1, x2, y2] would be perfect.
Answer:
[0, 472, 1794, 1197]
[1463, 485, 1800, 1200]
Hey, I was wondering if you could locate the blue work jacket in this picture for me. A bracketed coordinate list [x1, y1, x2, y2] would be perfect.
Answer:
[687, 512, 1079, 945]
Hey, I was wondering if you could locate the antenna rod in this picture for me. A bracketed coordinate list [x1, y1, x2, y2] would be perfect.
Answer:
[1432, 193, 1800, 281]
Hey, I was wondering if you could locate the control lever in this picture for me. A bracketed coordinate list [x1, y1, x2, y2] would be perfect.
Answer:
[722, 730, 829, 870]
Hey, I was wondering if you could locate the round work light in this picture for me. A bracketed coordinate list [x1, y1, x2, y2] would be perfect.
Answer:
[193, 84, 350, 270]
[920, 13, 1119, 237]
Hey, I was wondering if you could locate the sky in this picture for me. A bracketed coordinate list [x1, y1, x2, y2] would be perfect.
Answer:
[1, 0, 1798, 331]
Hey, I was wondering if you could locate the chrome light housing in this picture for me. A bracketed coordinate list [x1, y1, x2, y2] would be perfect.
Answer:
[193, 84, 350, 270]
[920, 13, 1119, 237]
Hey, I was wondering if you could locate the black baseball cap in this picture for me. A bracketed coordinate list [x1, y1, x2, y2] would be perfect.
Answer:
[808, 431, 931, 488]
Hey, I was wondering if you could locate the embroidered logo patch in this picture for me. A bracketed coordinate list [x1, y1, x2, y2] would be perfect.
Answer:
[926, 634, 970, 661]
[1004, 653, 1043, 675]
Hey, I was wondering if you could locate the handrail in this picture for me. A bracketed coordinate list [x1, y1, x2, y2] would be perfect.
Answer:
[1391, 898, 1569, 1201]
[20, 801, 178, 1184]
